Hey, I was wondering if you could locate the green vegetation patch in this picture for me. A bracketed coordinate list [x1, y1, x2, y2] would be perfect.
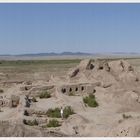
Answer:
[39, 91, 51, 99]
[0, 59, 81, 66]
[83, 94, 99, 107]
[47, 108, 61, 118]
[23, 119, 38, 126]
[0, 58, 140, 67]
[122, 114, 132, 119]
[68, 92, 75, 96]
[46, 119, 61, 128]
[63, 106, 74, 118]
[47, 106, 74, 118]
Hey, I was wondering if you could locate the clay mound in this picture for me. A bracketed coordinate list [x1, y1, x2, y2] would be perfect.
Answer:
[108, 60, 134, 74]
[107, 60, 139, 88]
[68, 59, 135, 78]
[77, 59, 94, 70]
[68, 59, 94, 78]
[118, 72, 139, 86]
[67, 59, 139, 88]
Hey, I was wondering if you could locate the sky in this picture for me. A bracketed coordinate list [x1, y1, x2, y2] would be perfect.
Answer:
[0, 3, 140, 54]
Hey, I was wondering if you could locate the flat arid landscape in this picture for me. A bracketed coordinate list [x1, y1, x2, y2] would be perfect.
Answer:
[1, 56, 140, 136]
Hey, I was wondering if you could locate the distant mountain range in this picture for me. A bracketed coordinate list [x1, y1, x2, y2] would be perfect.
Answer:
[0, 52, 92, 57]
[0, 52, 140, 57]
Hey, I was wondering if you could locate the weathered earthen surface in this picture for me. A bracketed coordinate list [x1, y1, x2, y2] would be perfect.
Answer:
[1, 59, 140, 137]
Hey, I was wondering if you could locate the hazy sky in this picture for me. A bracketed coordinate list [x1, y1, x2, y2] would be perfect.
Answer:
[0, 3, 140, 54]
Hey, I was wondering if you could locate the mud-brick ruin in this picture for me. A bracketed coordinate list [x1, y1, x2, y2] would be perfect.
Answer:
[58, 59, 101, 95]
[1, 58, 140, 136]
[57, 58, 139, 95]
[60, 83, 97, 95]
[0, 95, 20, 108]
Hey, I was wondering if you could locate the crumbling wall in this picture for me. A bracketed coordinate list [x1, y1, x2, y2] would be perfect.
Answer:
[0, 96, 10, 107]
[28, 85, 54, 97]
[59, 83, 96, 95]
[0, 99, 9, 107]
[9, 95, 20, 108]
[68, 59, 94, 78]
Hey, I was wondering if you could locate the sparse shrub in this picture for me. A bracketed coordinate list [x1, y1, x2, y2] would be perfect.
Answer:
[34, 111, 47, 116]
[0, 89, 4, 93]
[24, 110, 29, 116]
[83, 94, 98, 107]
[32, 97, 37, 102]
[47, 108, 61, 118]
[122, 114, 132, 119]
[31, 119, 38, 126]
[68, 92, 75, 96]
[39, 91, 51, 99]
[23, 119, 27, 124]
[47, 119, 61, 127]
[47, 106, 74, 119]
[63, 106, 74, 118]
[33, 111, 47, 117]
[23, 119, 38, 126]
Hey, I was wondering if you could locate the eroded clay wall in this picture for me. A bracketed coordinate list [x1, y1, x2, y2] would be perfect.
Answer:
[59, 83, 96, 95]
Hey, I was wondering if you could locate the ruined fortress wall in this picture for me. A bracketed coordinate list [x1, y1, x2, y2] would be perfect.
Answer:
[28, 85, 55, 97]
[0, 99, 9, 107]
[59, 83, 97, 95]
